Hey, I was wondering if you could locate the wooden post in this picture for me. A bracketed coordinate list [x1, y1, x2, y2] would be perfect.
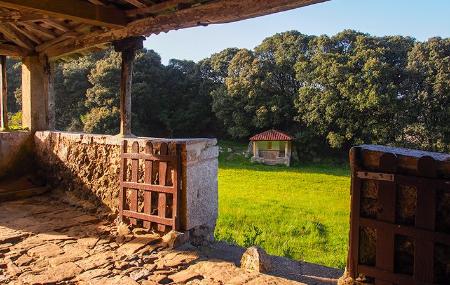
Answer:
[22, 55, 51, 131]
[0, 55, 7, 131]
[45, 60, 55, 130]
[113, 36, 144, 137]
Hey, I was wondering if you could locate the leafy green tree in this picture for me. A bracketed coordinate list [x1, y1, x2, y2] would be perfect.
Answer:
[55, 52, 103, 131]
[404, 38, 450, 152]
[295, 30, 414, 150]
[83, 50, 121, 134]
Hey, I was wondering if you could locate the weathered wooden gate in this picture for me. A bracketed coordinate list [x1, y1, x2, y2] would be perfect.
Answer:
[347, 145, 450, 285]
[119, 140, 181, 232]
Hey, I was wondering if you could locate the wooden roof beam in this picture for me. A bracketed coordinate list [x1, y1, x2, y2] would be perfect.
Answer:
[0, 23, 34, 50]
[0, 0, 128, 28]
[0, 43, 28, 57]
[123, 0, 147, 9]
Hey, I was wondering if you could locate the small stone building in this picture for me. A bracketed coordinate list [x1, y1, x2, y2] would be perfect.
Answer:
[250, 130, 293, 166]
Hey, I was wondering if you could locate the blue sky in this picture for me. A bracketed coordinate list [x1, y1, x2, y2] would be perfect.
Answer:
[144, 0, 450, 64]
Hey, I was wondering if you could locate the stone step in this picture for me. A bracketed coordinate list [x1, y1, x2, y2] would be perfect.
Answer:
[0, 186, 49, 202]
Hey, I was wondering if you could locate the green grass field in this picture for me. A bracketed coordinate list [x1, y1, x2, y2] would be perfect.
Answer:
[215, 141, 351, 269]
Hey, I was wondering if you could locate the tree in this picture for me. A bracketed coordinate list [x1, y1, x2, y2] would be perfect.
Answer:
[295, 30, 415, 150]
[83, 50, 121, 134]
[404, 38, 450, 152]
[55, 52, 103, 131]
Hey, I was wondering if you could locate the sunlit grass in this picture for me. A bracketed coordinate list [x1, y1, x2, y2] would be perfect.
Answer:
[215, 141, 351, 269]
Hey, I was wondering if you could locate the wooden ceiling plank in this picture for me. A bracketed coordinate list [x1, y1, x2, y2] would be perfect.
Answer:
[35, 31, 77, 52]
[0, 43, 28, 56]
[40, 19, 69, 32]
[12, 24, 42, 44]
[126, 0, 186, 17]
[123, 0, 147, 8]
[87, 0, 105, 5]
[21, 22, 56, 39]
[0, 0, 128, 28]
[0, 23, 34, 49]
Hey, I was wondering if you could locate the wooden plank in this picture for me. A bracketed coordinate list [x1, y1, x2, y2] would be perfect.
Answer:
[21, 22, 56, 39]
[126, 0, 189, 17]
[158, 143, 168, 232]
[348, 147, 362, 279]
[172, 144, 181, 229]
[358, 265, 431, 285]
[375, 153, 397, 284]
[121, 152, 175, 162]
[359, 218, 450, 245]
[13, 24, 42, 44]
[123, 0, 147, 8]
[143, 141, 153, 229]
[39, 19, 70, 32]
[0, 0, 127, 28]
[129, 141, 139, 225]
[0, 23, 34, 49]
[0, 55, 6, 131]
[119, 140, 128, 222]
[0, 43, 28, 57]
[122, 210, 173, 226]
[121, 182, 175, 194]
[356, 171, 394, 182]
[413, 156, 437, 283]
[35, 31, 77, 53]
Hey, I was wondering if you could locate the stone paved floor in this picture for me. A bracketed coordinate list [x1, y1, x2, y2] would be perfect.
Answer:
[0, 194, 341, 285]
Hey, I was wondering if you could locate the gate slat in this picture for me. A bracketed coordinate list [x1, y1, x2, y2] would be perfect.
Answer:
[119, 140, 128, 222]
[375, 153, 397, 285]
[143, 141, 153, 229]
[130, 141, 139, 225]
[158, 143, 168, 232]
[414, 156, 437, 283]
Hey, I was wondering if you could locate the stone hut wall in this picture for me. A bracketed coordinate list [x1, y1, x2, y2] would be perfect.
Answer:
[33, 131, 219, 233]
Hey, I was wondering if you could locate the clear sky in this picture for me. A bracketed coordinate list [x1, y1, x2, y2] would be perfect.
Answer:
[144, 0, 450, 64]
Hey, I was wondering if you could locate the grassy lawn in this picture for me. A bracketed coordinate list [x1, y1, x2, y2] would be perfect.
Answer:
[215, 141, 351, 269]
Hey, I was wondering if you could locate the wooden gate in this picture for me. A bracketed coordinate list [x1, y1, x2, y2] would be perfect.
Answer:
[119, 140, 181, 232]
[347, 145, 450, 285]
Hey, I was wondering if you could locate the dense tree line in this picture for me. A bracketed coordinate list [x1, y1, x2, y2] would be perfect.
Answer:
[5, 30, 450, 156]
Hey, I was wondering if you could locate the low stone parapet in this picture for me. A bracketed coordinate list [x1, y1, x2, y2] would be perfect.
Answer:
[34, 131, 218, 236]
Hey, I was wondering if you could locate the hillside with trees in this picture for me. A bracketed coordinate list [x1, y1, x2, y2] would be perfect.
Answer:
[6, 30, 450, 158]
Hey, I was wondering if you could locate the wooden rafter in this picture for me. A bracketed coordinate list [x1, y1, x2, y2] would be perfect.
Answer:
[13, 23, 41, 44]
[0, 23, 34, 49]
[123, 0, 147, 9]
[0, 0, 128, 28]
[35, 31, 77, 52]
[39, 19, 69, 33]
[126, 0, 188, 17]
[0, 43, 28, 56]
[21, 22, 56, 39]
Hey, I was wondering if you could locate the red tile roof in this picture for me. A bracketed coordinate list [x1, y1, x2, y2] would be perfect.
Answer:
[250, 129, 293, 141]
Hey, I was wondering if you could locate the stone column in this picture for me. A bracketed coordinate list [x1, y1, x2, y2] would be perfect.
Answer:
[0, 55, 7, 131]
[113, 37, 144, 137]
[22, 56, 52, 131]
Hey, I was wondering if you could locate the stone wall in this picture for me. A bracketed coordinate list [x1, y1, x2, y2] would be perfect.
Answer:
[34, 131, 218, 233]
[0, 131, 33, 179]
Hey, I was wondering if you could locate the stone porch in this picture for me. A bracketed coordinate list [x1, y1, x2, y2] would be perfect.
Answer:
[0, 193, 342, 285]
